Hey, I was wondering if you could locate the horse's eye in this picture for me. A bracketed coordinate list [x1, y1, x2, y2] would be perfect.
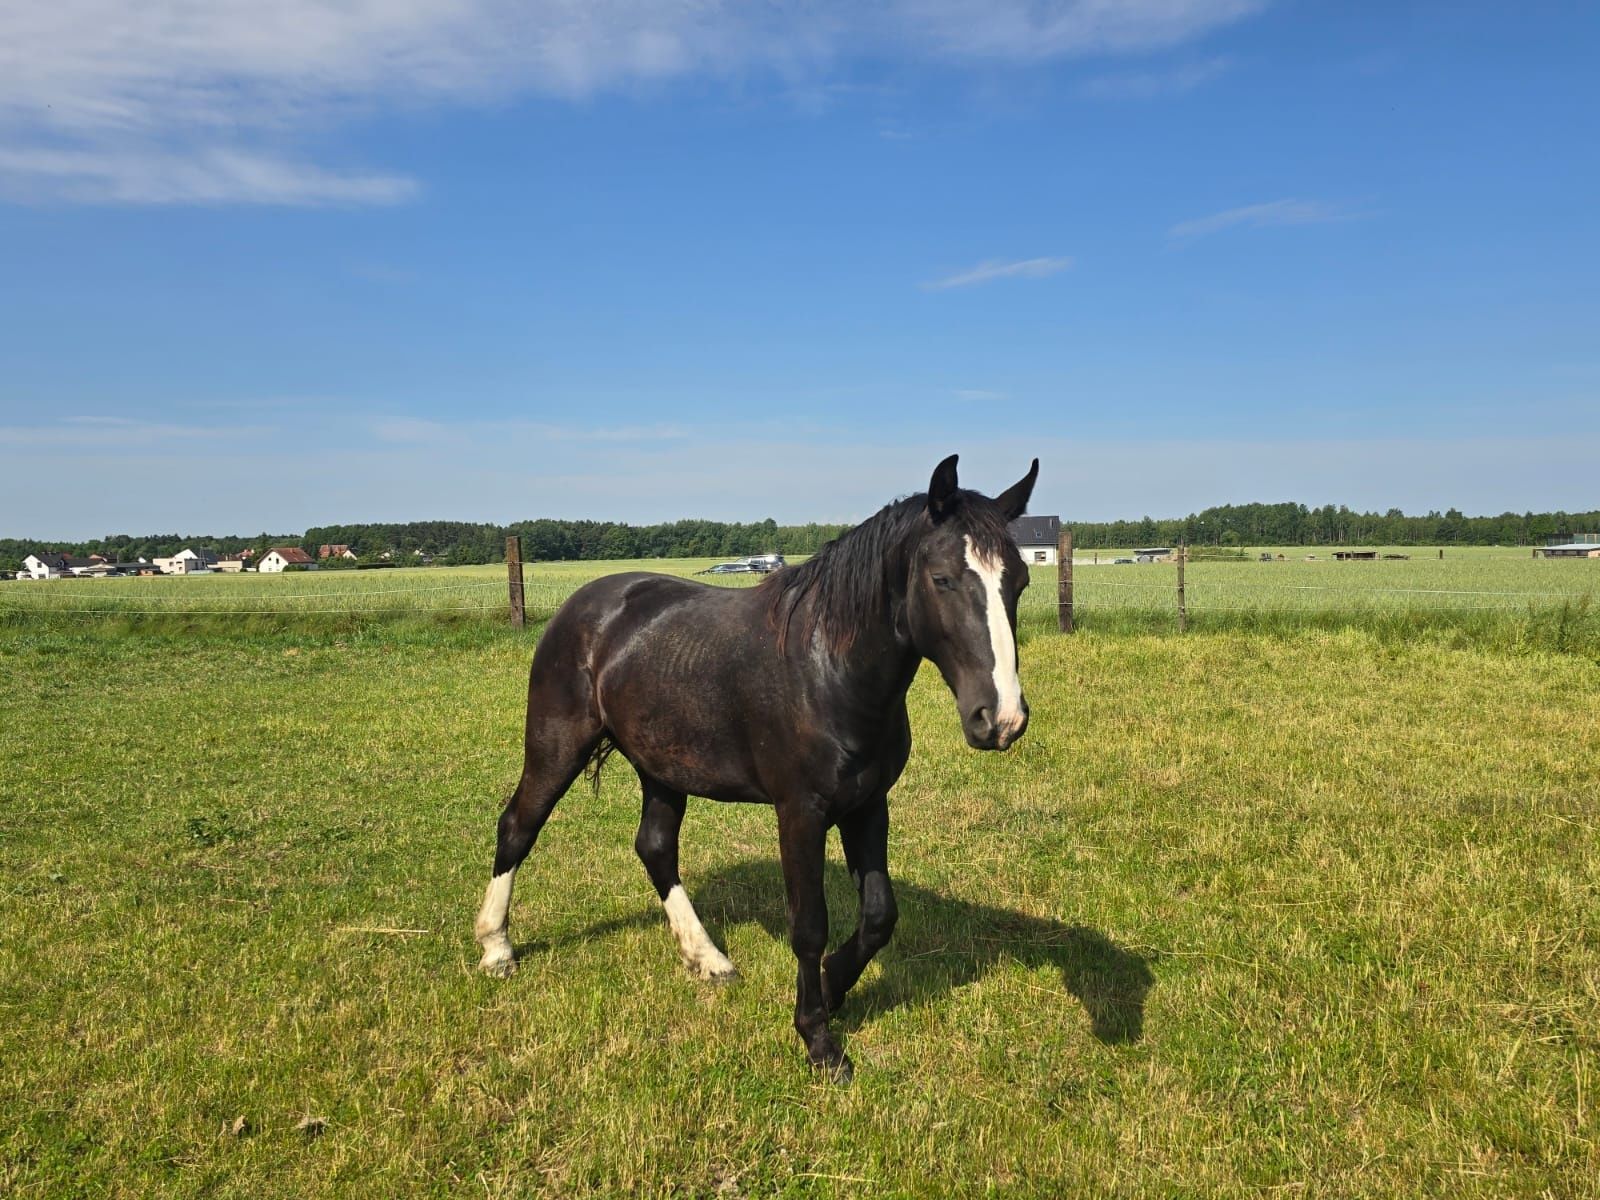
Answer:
[931, 574, 954, 591]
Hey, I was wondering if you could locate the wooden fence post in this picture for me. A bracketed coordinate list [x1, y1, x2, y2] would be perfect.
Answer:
[1177, 543, 1187, 633]
[506, 536, 525, 629]
[1057, 527, 1074, 633]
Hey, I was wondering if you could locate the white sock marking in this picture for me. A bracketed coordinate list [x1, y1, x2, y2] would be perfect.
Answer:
[964, 535, 1025, 735]
[475, 870, 516, 971]
[663, 884, 736, 980]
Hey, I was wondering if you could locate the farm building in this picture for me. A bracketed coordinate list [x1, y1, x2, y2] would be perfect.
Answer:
[75, 560, 146, 578]
[1008, 515, 1062, 565]
[1536, 543, 1600, 558]
[1334, 551, 1378, 561]
[1135, 547, 1174, 564]
[21, 552, 95, 579]
[319, 544, 357, 560]
[20, 553, 149, 579]
[259, 547, 317, 573]
[153, 548, 219, 575]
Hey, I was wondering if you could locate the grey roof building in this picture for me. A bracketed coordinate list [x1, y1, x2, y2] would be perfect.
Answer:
[1008, 515, 1062, 565]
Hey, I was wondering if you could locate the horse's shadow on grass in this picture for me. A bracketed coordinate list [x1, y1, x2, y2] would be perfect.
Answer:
[548, 857, 1154, 1045]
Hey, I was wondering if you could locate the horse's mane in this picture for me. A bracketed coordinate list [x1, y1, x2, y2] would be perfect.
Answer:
[761, 490, 1014, 655]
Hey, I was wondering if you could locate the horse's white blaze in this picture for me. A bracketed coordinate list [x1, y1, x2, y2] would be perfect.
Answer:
[663, 885, 736, 980]
[964, 535, 1025, 734]
[475, 870, 516, 972]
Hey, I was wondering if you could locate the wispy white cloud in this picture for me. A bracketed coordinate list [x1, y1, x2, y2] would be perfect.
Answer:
[0, 415, 271, 446]
[907, 0, 1267, 61]
[924, 256, 1074, 291]
[1078, 55, 1231, 100]
[0, 146, 415, 207]
[0, 1, 1270, 207]
[1168, 198, 1351, 239]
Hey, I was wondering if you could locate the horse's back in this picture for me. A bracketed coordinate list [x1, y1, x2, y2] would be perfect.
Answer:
[536, 570, 768, 700]
[545, 571, 752, 651]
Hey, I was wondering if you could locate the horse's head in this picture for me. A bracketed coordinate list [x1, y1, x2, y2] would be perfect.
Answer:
[905, 455, 1038, 751]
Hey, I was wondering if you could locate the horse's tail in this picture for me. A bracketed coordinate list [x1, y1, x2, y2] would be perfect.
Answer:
[583, 733, 619, 794]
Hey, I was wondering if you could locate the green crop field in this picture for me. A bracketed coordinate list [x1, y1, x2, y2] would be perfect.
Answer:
[1070, 547, 1599, 646]
[3, 557, 1598, 1197]
[3, 546, 1596, 648]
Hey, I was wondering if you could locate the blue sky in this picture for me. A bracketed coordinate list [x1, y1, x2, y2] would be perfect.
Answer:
[2, 1, 1597, 539]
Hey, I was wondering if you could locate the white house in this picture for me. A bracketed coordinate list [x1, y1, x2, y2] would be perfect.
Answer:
[21, 552, 90, 579]
[1007, 515, 1062, 566]
[153, 548, 219, 575]
[174, 548, 219, 572]
[23, 553, 154, 578]
[258, 547, 317, 573]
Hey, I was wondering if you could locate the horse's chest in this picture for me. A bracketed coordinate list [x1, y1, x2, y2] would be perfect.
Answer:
[811, 723, 910, 812]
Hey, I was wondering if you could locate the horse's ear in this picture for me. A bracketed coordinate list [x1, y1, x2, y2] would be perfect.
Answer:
[927, 454, 960, 521]
[994, 458, 1039, 520]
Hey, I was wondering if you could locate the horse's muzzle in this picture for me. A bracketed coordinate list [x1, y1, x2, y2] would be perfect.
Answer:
[964, 700, 1029, 751]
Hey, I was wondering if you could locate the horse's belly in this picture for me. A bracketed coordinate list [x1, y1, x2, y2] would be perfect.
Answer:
[604, 705, 770, 803]
[593, 626, 906, 808]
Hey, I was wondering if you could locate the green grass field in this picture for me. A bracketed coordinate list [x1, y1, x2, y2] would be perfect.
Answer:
[3, 557, 1598, 1196]
[1074, 546, 1598, 624]
[3, 547, 1596, 652]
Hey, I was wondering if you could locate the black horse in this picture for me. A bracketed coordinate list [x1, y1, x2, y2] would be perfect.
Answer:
[475, 455, 1038, 1080]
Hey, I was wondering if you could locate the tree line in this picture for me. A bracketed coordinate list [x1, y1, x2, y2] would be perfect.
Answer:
[1068, 502, 1600, 549]
[295, 518, 854, 565]
[0, 517, 851, 572]
[5, 502, 1597, 573]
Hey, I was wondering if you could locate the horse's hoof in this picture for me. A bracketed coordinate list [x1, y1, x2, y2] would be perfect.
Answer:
[686, 953, 739, 984]
[821, 1054, 854, 1086]
[479, 954, 517, 979]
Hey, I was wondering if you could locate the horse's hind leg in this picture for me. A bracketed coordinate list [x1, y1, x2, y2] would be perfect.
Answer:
[474, 671, 601, 978]
[634, 773, 737, 982]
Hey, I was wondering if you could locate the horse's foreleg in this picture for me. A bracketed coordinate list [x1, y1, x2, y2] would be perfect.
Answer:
[822, 795, 896, 1014]
[776, 804, 851, 1082]
[635, 774, 737, 982]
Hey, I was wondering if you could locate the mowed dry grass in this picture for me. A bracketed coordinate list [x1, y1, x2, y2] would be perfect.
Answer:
[1, 621, 1597, 1198]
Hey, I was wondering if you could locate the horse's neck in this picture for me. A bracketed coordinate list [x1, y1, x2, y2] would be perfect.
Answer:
[818, 569, 921, 711]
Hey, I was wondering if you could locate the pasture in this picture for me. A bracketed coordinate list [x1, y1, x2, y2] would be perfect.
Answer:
[2, 556, 1598, 1196]
[2, 546, 1596, 651]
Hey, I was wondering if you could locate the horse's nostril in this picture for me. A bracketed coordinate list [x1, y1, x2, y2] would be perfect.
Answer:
[970, 707, 993, 732]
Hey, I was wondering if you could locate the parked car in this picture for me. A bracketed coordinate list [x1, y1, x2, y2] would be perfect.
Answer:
[1112, 557, 1135, 565]
[695, 562, 756, 575]
[744, 554, 786, 573]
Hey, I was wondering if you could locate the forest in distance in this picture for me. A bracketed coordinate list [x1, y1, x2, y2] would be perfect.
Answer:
[6, 500, 1599, 570]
